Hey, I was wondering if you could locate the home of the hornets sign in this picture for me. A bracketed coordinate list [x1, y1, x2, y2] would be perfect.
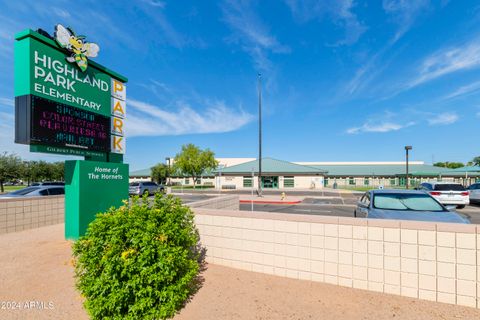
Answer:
[14, 25, 129, 239]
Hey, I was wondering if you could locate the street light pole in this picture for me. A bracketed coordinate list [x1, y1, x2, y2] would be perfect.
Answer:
[258, 73, 262, 197]
[405, 146, 412, 189]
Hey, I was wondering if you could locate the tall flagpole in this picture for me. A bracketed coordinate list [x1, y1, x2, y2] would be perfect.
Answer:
[258, 73, 262, 197]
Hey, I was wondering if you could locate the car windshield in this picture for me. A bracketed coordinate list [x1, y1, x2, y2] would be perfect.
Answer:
[434, 184, 465, 191]
[373, 193, 445, 211]
[8, 187, 40, 195]
[129, 182, 139, 186]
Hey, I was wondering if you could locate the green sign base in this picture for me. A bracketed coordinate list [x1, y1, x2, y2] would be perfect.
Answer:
[65, 160, 128, 240]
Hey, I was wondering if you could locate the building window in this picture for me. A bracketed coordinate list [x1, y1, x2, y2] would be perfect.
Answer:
[364, 178, 369, 186]
[284, 176, 294, 188]
[184, 178, 190, 185]
[196, 179, 202, 185]
[349, 177, 355, 185]
[324, 178, 328, 186]
[390, 178, 396, 186]
[243, 176, 253, 188]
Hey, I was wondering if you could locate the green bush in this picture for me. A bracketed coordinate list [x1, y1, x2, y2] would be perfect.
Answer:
[72, 194, 201, 320]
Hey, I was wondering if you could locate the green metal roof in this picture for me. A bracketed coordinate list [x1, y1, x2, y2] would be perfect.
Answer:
[451, 166, 480, 172]
[310, 164, 480, 177]
[130, 168, 151, 177]
[130, 162, 480, 178]
[217, 158, 326, 174]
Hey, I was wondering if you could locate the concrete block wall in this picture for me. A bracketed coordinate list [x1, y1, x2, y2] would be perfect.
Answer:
[0, 196, 64, 235]
[187, 195, 239, 211]
[193, 208, 480, 309]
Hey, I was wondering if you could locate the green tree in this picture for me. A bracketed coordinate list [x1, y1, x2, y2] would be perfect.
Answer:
[0, 152, 23, 192]
[434, 162, 464, 169]
[446, 162, 464, 169]
[472, 156, 480, 166]
[150, 163, 170, 185]
[50, 162, 65, 181]
[174, 144, 218, 189]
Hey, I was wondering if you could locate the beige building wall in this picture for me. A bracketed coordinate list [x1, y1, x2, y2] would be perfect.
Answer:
[215, 175, 324, 190]
[193, 208, 480, 309]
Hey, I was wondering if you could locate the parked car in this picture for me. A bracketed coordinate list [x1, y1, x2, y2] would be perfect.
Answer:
[30, 181, 65, 186]
[418, 182, 469, 209]
[354, 189, 469, 223]
[129, 181, 164, 196]
[467, 183, 480, 204]
[0, 185, 65, 199]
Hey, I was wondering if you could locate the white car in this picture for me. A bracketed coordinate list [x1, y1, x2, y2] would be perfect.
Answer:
[467, 183, 480, 204]
[419, 182, 469, 209]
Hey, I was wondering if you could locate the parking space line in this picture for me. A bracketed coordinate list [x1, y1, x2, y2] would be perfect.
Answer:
[294, 209, 332, 213]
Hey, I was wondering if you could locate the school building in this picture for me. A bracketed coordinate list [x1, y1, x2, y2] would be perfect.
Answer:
[129, 157, 480, 190]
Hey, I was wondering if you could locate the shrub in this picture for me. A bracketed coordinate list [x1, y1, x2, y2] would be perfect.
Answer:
[72, 194, 200, 320]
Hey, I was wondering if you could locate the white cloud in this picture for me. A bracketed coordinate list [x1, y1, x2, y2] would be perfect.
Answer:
[346, 110, 418, 134]
[383, 0, 430, 43]
[285, 0, 366, 46]
[442, 80, 480, 100]
[347, 121, 414, 134]
[341, 1, 429, 97]
[0, 97, 14, 107]
[408, 39, 480, 88]
[142, 0, 166, 8]
[53, 8, 70, 18]
[127, 98, 254, 137]
[222, 0, 290, 74]
[427, 112, 459, 125]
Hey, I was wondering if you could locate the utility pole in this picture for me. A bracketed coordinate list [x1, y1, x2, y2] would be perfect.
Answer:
[405, 146, 412, 189]
[258, 73, 262, 197]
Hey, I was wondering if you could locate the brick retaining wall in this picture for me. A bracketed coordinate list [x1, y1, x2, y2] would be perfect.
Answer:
[0, 196, 64, 235]
[193, 208, 480, 309]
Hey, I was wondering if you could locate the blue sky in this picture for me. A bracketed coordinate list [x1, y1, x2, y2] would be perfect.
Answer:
[1, 0, 480, 170]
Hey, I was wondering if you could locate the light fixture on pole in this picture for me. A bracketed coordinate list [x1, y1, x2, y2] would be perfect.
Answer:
[405, 146, 412, 189]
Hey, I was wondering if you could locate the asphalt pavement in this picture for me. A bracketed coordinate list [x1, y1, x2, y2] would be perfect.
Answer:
[239, 203, 355, 218]
[240, 201, 480, 224]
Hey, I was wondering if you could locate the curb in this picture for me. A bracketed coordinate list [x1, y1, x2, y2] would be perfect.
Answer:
[239, 200, 302, 205]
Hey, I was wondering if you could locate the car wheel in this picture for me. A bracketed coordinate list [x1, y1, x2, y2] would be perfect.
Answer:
[143, 190, 150, 196]
[457, 205, 465, 209]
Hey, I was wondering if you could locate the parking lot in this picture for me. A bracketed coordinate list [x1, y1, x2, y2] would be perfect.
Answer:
[240, 197, 480, 224]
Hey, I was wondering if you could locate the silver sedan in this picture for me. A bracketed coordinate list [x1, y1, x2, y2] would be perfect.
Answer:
[354, 189, 469, 223]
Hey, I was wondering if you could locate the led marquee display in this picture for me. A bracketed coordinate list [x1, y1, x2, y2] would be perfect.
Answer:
[31, 96, 110, 152]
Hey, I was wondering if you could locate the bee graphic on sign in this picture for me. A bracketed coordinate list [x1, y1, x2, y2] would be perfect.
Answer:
[54, 24, 99, 72]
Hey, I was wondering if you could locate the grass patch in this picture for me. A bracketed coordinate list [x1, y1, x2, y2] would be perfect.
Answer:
[1, 185, 25, 193]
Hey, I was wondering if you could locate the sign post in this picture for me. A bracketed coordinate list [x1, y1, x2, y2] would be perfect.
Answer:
[14, 26, 128, 239]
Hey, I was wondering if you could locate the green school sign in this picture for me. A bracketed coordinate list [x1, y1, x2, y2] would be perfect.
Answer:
[14, 26, 129, 240]
[15, 28, 127, 157]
